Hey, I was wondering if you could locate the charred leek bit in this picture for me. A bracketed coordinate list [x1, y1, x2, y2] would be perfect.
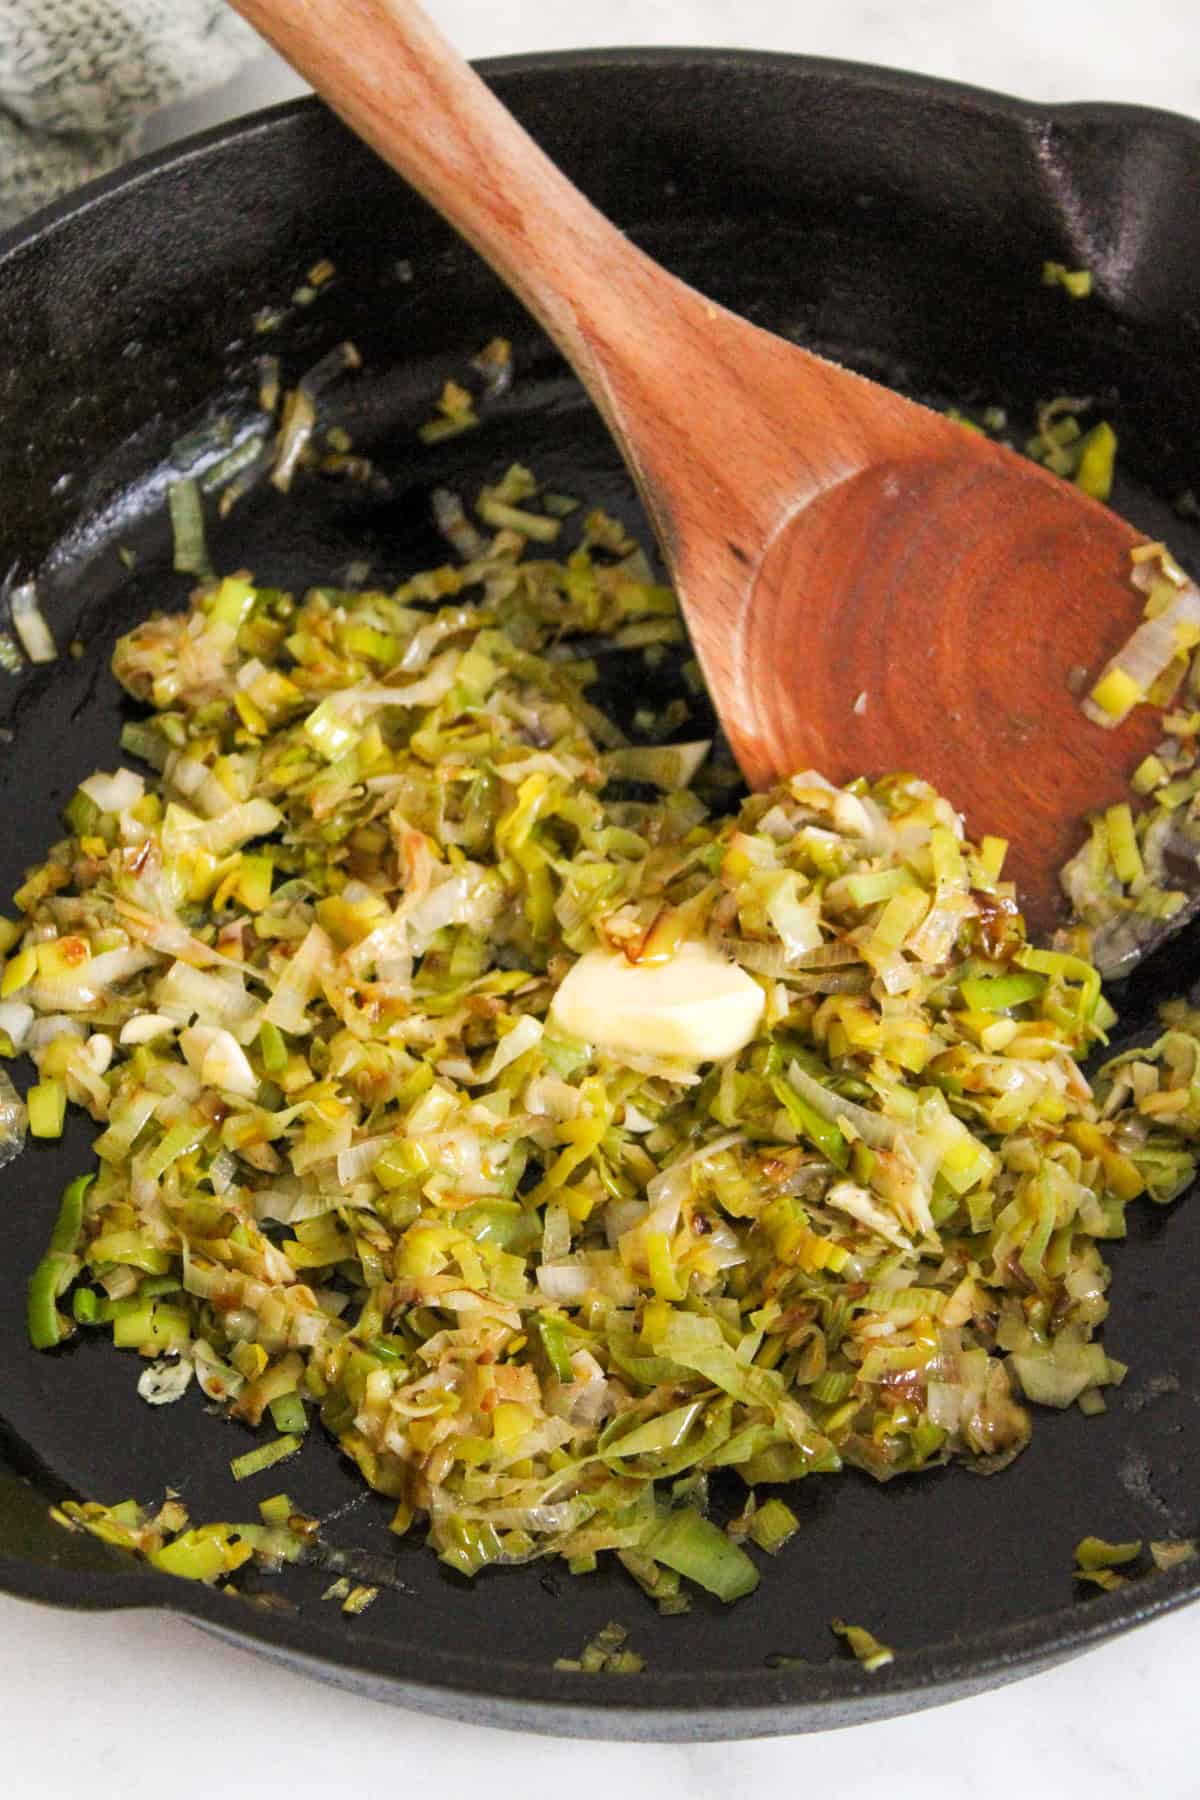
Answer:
[831, 1618, 894, 1672]
[9, 467, 1200, 1609]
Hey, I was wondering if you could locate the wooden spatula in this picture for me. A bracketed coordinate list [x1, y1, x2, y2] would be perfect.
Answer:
[230, 0, 1168, 936]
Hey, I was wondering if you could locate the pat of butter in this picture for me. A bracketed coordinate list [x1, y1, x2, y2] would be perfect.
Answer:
[549, 943, 764, 1063]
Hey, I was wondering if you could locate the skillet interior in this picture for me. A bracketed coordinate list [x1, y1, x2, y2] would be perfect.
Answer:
[1, 50, 1200, 1738]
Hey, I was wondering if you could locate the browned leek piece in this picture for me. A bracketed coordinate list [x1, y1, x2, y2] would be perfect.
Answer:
[230, 0, 1164, 934]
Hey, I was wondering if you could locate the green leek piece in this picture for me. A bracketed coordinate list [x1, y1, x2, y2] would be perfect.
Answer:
[958, 970, 1046, 1013]
[841, 867, 916, 908]
[0, 945, 35, 997]
[554, 1621, 644, 1673]
[476, 497, 560, 542]
[749, 1498, 800, 1554]
[257, 1493, 297, 1527]
[304, 698, 360, 762]
[535, 1316, 577, 1384]
[168, 478, 210, 578]
[72, 1288, 100, 1325]
[150, 1524, 252, 1582]
[119, 719, 169, 769]
[438, 1515, 505, 1577]
[111, 1303, 191, 1353]
[641, 1506, 759, 1602]
[1075, 1535, 1142, 1571]
[201, 434, 268, 497]
[770, 1076, 850, 1170]
[1042, 261, 1093, 299]
[27, 1078, 66, 1139]
[342, 1583, 379, 1616]
[258, 1020, 289, 1074]
[603, 742, 711, 790]
[1015, 946, 1101, 1024]
[27, 1174, 94, 1348]
[238, 854, 274, 911]
[143, 1119, 211, 1181]
[86, 1230, 172, 1274]
[208, 575, 257, 628]
[48, 1173, 91, 1254]
[342, 623, 399, 665]
[268, 1391, 309, 1434]
[1075, 421, 1117, 500]
[373, 1138, 430, 1190]
[809, 1368, 857, 1406]
[1104, 802, 1144, 888]
[230, 1433, 303, 1481]
[63, 789, 103, 839]
[1132, 754, 1168, 796]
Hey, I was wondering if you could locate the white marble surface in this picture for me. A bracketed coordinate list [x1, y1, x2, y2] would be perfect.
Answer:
[5, 1, 1200, 1790]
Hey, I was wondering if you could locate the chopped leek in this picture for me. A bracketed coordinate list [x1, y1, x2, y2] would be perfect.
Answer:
[10, 581, 58, 664]
[168, 478, 211, 578]
[342, 1583, 379, 1615]
[230, 1434, 303, 1481]
[27, 1078, 66, 1139]
[27, 1174, 93, 1349]
[831, 1617, 895, 1671]
[55, 1494, 310, 1586]
[11, 467, 1200, 1616]
[642, 1507, 760, 1602]
[554, 1621, 644, 1674]
[748, 1497, 799, 1554]
[1042, 261, 1093, 299]
[1075, 1535, 1141, 1570]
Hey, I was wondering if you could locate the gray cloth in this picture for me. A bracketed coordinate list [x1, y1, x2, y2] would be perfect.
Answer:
[0, 1, 256, 228]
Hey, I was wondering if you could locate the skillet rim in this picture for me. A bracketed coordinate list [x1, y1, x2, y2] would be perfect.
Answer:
[5, 44, 1200, 267]
[2, 45, 1199, 1737]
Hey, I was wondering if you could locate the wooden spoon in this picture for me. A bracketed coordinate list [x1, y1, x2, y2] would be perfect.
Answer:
[230, 0, 1165, 935]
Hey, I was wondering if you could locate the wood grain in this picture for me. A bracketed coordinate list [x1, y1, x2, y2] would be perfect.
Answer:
[230, 0, 1159, 934]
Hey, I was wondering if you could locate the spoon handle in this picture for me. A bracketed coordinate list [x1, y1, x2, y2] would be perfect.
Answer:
[228, 0, 673, 426]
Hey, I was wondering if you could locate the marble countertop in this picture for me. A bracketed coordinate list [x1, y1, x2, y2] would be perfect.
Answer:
[4, 3, 1200, 1792]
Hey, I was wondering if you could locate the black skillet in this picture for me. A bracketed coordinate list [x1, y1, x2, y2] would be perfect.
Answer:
[1, 50, 1199, 1740]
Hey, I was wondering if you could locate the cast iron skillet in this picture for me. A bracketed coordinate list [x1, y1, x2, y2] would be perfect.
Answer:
[1, 50, 1200, 1741]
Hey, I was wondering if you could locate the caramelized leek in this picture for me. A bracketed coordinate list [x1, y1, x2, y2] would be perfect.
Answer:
[10, 465, 1200, 1612]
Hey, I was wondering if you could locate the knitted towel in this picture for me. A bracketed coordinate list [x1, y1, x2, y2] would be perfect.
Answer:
[0, 0, 256, 228]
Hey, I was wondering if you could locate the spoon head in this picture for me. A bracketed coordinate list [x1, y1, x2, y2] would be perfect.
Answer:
[676, 437, 1161, 936]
